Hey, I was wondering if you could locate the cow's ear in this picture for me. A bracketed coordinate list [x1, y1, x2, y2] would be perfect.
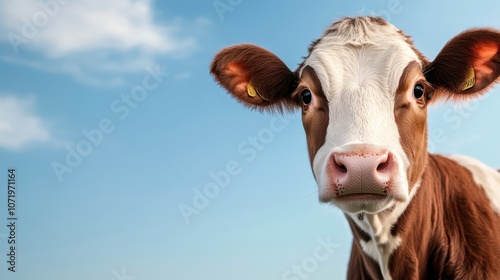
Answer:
[425, 28, 500, 102]
[210, 44, 299, 111]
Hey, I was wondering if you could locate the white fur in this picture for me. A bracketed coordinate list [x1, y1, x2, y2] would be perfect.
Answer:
[302, 19, 421, 209]
[445, 155, 500, 214]
[353, 180, 421, 280]
[360, 238, 401, 280]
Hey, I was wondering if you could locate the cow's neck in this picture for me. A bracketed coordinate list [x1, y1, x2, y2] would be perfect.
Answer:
[345, 153, 500, 279]
[346, 183, 421, 279]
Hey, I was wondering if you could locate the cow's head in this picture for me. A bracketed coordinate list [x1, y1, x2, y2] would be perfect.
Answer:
[210, 17, 500, 215]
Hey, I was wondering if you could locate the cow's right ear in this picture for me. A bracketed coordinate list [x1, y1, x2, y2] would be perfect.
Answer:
[210, 44, 299, 111]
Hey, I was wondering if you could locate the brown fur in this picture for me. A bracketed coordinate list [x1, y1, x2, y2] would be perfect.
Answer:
[295, 66, 329, 166]
[394, 61, 430, 190]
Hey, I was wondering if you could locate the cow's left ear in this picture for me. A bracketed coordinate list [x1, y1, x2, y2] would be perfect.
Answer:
[425, 28, 500, 101]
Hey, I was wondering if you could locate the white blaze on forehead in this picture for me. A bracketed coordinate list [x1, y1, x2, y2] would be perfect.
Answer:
[300, 19, 422, 186]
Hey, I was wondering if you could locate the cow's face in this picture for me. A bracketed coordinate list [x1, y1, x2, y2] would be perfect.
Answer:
[210, 16, 500, 215]
[297, 19, 429, 214]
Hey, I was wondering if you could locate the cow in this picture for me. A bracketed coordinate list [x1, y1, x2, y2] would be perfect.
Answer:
[210, 16, 500, 279]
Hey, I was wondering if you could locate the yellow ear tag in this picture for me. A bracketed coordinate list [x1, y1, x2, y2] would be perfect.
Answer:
[461, 67, 475, 91]
[247, 82, 257, 98]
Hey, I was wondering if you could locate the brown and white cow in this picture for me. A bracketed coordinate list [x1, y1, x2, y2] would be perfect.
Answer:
[210, 17, 500, 279]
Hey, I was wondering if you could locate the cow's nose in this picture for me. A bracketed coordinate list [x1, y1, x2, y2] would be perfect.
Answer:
[325, 150, 397, 197]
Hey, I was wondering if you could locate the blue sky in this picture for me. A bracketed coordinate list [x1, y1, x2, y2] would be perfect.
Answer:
[0, 1, 499, 279]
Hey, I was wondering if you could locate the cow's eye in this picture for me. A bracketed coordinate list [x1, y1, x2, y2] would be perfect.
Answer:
[413, 84, 425, 99]
[301, 89, 312, 105]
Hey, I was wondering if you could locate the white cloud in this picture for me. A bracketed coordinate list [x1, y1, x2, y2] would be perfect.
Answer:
[0, 95, 51, 150]
[0, 0, 209, 86]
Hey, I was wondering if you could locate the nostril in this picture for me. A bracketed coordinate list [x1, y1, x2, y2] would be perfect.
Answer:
[377, 160, 389, 171]
[333, 156, 348, 173]
[337, 163, 348, 173]
[376, 153, 392, 172]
